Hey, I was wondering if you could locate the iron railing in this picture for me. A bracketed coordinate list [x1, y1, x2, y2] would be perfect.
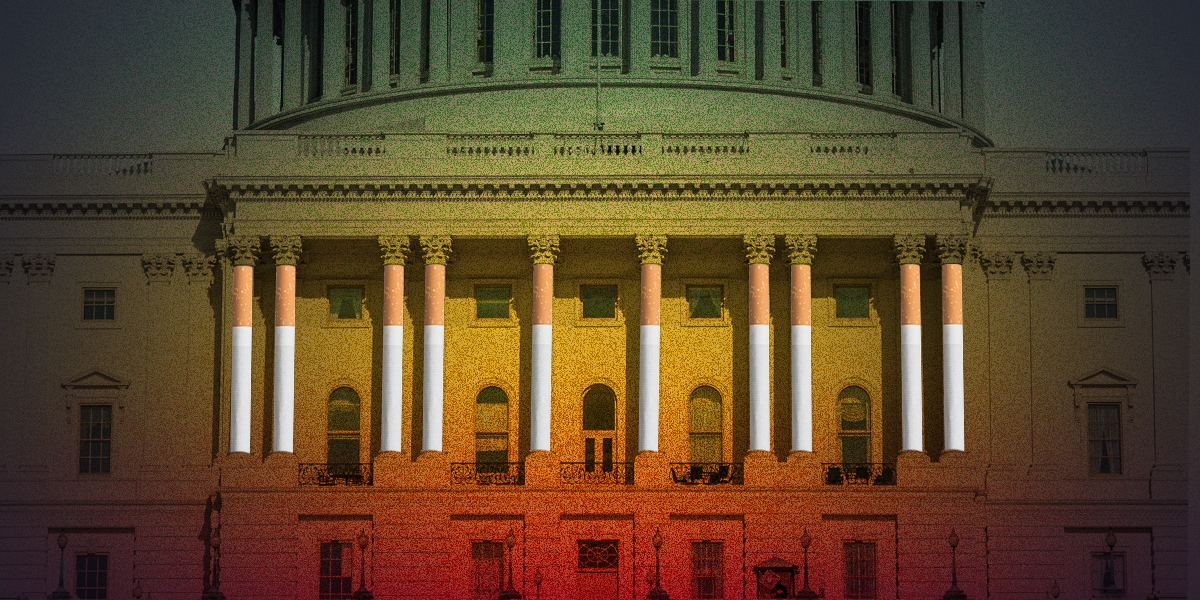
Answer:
[559, 461, 633, 485]
[298, 463, 373, 486]
[822, 463, 897, 485]
[450, 462, 525, 485]
[669, 462, 744, 485]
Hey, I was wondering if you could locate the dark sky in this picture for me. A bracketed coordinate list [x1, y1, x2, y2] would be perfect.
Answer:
[0, 0, 1197, 154]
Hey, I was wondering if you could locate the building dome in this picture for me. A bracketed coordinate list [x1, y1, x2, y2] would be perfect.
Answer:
[235, 1, 988, 143]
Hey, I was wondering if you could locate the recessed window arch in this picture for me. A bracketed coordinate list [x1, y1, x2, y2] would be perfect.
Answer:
[838, 385, 871, 464]
[327, 387, 361, 465]
[475, 386, 510, 468]
[582, 384, 617, 471]
[689, 386, 723, 463]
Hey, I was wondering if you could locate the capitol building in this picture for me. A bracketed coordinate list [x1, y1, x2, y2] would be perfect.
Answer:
[0, 2, 1190, 599]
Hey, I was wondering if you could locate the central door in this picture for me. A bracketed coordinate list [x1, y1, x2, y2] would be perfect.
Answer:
[576, 539, 619, 600]
[583, 385, 618, 472]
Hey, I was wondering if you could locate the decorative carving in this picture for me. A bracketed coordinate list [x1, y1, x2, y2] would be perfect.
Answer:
[141, 253, 177, 283]
[937, 235, 968, 265]
[635, 234, 668, 265]
[527, 234, 561, 265]
[378, 235, 411, 265]
[23, 254, 55, 282]
[743, 234, 775, 265]
[977, 252, 1015, 280]
[223, 236, 260, 267]
[269, 236, 303, 266]
[182, 253, 216, 285]
[783, 234, 817, 266]
[1141, 251, 1176, 279]
[893, 235, 925, 265]
[1021, 252, 1057, 279]
[0, 254, 13, 283]
[419, 235, 452, 265]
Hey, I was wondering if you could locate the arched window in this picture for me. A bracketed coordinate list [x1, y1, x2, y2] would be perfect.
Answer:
[475, 386, 509, 469]
[583, 384, 616, 471]
[327, 387, 361, 465]
[838, 386, 871, 464]
[689, 386, 722, 463]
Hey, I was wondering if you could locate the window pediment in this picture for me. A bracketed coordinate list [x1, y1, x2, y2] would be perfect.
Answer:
[1068, 367, 1136, 408]
[62, 368, 130, 392]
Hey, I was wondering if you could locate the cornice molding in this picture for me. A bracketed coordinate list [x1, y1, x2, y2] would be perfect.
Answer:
[0, 199, 208, 218]
[984, 198, 1188, 217]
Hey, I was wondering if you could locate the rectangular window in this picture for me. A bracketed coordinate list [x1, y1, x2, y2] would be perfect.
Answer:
[581, 285, 618, 318]
[389, 0, 400, 75]
[779, 1, 788, 69]
[716, 1, 736, 63]
[844, 541, 877, 599]
[83, 289, 115, 321]
[79, 405, 112, 474]
[1085, 287, 1118, 319]
[929, 1, 944, 111]
[691, 541, 723, 598]
[471, 541, 504, 599]
[811, 1, 823, 85]
[1088, 404, 1121, 474]
[475, 285, 511, 319]
[687, 285, 723, 319]
[650, 0, 679, 58]
[890, 2, 912, 102]
[75, 553, 108, 599]
[835, 286, 870, 319]
[534, 0, 562, 59]
[1091, 552, 1125, 598]
[592, 0, 621, 57]
[855, 1, 872, 90]
[328, 287, 364, 320]
[420, 0, 432, 79]
[319, 542, 353, 599]
[477, 0, 495, 64]
[305, 0, 325, 100]
[343, 0, 359, 88]
[840, 436, 869, 464]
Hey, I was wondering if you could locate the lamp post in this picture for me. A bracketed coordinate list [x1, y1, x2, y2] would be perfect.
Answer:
[132, 580, 143, 599]
[1047, 579, 1060, 599]
[795, 528, 822, 599]
[352, 529, 373, 599]
[49, 533, 71, 599]
[499, 527, 522, 600]
[202, 532, 226, 600]
[533, 567, 543, 600]
[646, 527, 669, 600]
[943, 528, 967, 600]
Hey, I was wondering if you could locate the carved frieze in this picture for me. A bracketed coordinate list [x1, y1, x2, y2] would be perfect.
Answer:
[23, 254, 55, 283]
[893, 235, 925, 265]
[419, 235, 453, 265]
[141, 253, 177, 284]
[635, 234, 668, 265]
[270, 236, 303, 266]
[378, 235, 411, 266]
[1141, 251, 1176, 279]
[182, 253, 216, 285]
[936, 235, 968, 265]
[783, 234, 817, 266]
[223, 236, 260, 267]
[743, 234, 775, 265]
[1021, 252, 1057, 280]
[528, 234, 561, 265]
[977, 251, 1016, 280]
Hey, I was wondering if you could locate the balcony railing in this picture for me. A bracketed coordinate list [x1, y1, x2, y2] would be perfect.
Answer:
[822, 463, 897, 486]
[560, 462, 633, 485]
[299, 463, 373, 486]
[450, 462, 525, 485]
[669, 463, 744, 485]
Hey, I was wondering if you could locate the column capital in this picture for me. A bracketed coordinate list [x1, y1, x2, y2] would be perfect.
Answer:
[1142, 251, 1177, 280]
[783, 234, 817, 265]
[378, 235, 411, 265]
[141, 252, 177, 284]
[0, 254, 14, 284]
[743, 234, 775, 264]
[894, 234, 926, 265]
[183, 252, 216, 286]
[222, 236, 261, 267]
[528, 234, 561, 265]
[936, 235, 968, 265]
[22, 253, 56, 283]
[977, 251, 1015, 280]
[269, 235, 303, 266]
[419, 235, 453, 265]
[1021, 251, 1057, 280]
[635, 234, 668, 265]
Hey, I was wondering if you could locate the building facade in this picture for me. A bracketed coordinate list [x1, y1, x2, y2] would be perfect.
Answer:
[0, 2, 1190, 599]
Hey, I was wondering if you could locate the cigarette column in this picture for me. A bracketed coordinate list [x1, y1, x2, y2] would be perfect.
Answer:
[938, 235, 967, 452]
[379, 236, 410, 453]
[785, 234, 817, 453]
[636, 235, 667, 453]
[270, 236, 302, 454]
[529, 235, 560, 453]
[745, 234, 775, 452]
[227, 236, 259, 454]
[420, 236, 452, 453]
[895, 235, 926, 453]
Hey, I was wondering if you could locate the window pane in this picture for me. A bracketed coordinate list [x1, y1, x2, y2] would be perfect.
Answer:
[79, 405, 112, 474]
[592, 0, 621, 57]
[583, 385, 616, 430]
[320, 542, 354, 599]
[475, 286, 510, 318]
[476, 433, 509, 467]
[839, 386, 870, 430]
[75, 554, 108, 599]
[689, 386, 722, 431]
[836, 286, 870, 318]
[1085, 287, 1117, 319]
[1088, 404, 1121, 474]
[840, 436, 869, 464]
[471, 541, 504, 598]
[1092, 553, 1125, 597]
[844, 542, 876, 599]
[691, 541, 723, 599]
[716, 1, 735, 63]
[476, 0, 494, 63]
[327, 438, 360, 464]
[650, 0, 679, 58]
[328, 287, 363, 319]
[688, 286, 723, 318]
[327, 387, 361, 432]
[578, 540, 619, 570]
[581, 285, 617, 318]
[83, 289, 116, 321]
[476, 386, 509, 431]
